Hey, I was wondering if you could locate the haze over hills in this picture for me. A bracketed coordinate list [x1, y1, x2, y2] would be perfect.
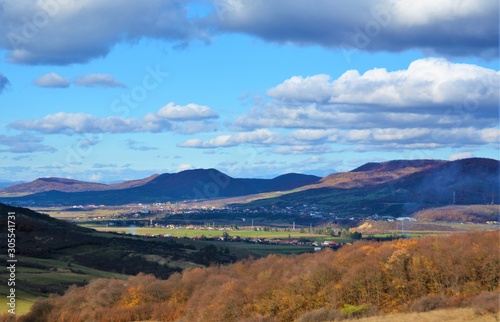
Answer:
[234, 158, 499, 217]
[0, 181, 25, 189]
[0, 158, 498, 217]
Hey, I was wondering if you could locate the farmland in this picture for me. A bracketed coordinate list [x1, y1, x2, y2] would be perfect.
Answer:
[89, 225, 335, 240]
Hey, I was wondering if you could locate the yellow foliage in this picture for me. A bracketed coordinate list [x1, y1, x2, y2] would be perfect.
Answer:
[121, 285, 142, 308]
[360, 245, 377, 255]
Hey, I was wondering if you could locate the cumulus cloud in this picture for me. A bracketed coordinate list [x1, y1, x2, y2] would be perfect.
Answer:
[0, 134, 56, 153]
[0, 73, 10, 93]
[157, 102, 219, 121]
[212, 0, 499, 58]
[33, 72, 70, 88]
[182, 58, 499, 153]
[268, 58, 499, 115]
[8, 102, 219, 134]
[10, 112, 158, 134]
[178, 129, 279, 148]
[267, 74, 333, 103]
[0, 0, 204, 65]
[74, 74, 126, 88]
[236, 58, 500, 131]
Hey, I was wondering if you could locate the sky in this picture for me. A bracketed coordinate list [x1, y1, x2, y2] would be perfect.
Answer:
[0, 0, 499, 182]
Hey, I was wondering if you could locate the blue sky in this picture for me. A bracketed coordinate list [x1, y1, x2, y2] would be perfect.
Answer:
[0, 0, 499, 182]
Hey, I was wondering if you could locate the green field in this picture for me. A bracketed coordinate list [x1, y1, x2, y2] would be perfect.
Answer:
[0, 256, 128, 316]
[87, 225, 346, 240]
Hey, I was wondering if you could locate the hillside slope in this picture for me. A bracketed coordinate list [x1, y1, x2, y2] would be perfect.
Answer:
[234, 158, 499, 217]
[0, 202, 239, 310]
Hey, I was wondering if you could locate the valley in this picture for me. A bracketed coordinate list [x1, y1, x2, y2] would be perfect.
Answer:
[0, 158, 498, 320]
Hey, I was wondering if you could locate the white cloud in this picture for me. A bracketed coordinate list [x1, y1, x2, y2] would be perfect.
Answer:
[157, 102, 219, 121]
[74, 74, 126, 88]
[267, 74, 333, 103]
[269, 58, 499, 115]
[177, 58, 498, 154]
[449, 152, 474, 161]
[177, 164, 194, 172]
[178, 129, 279, 148]
[480, 128, 500, 143]
[34, 72, 71, 88]
[9, 102, 220, 134]
[10, 112, 161, 134]
[235, 58, 499, 133]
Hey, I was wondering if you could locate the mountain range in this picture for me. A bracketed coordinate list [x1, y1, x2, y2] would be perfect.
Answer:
[0, 170, 322, 206]
[0, 158, 498, 215]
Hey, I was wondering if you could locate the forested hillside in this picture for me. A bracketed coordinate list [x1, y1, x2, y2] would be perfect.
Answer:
[15, 231, 499, 322]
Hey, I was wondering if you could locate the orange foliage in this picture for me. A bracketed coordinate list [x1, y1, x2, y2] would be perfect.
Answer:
[19, 231, 500, 322]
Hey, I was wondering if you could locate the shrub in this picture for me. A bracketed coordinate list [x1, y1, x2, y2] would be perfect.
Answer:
[471, 292, 500, 315]
[296, 307, 341, 322]
[340, 304, 370, 319]
[411, 295, 448, 312]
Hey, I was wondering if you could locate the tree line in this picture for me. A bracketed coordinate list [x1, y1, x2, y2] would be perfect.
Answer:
[8, 231, 499, 322]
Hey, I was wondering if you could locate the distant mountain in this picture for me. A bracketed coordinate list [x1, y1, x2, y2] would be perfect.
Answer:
[0, 178, 108, 195]
[1, 159, 497, 214]
[317, 159, 447, 189]
[0, 174, 159, 196]
[0, 169, 321, 206]
[0, 180, 25, 189]
[232, 158, 499, 217]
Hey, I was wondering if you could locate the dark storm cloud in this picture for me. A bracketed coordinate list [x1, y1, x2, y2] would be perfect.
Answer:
[0, 0, 205, 65]
[212, 0, 499, 58]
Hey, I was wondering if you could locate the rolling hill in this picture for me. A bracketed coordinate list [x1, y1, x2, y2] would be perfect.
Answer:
[0, 170, 321, 206]
[0, 158, 497, 218]
[230, 158, 499, 217]
[0, 174, 160, 196]
[0, 202, 247, 313]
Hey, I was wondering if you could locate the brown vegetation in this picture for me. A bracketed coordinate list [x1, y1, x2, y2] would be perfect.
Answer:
[318, 160, 442, 189]
[414, 205, 499, 223]
[13, 231, 500, 322]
